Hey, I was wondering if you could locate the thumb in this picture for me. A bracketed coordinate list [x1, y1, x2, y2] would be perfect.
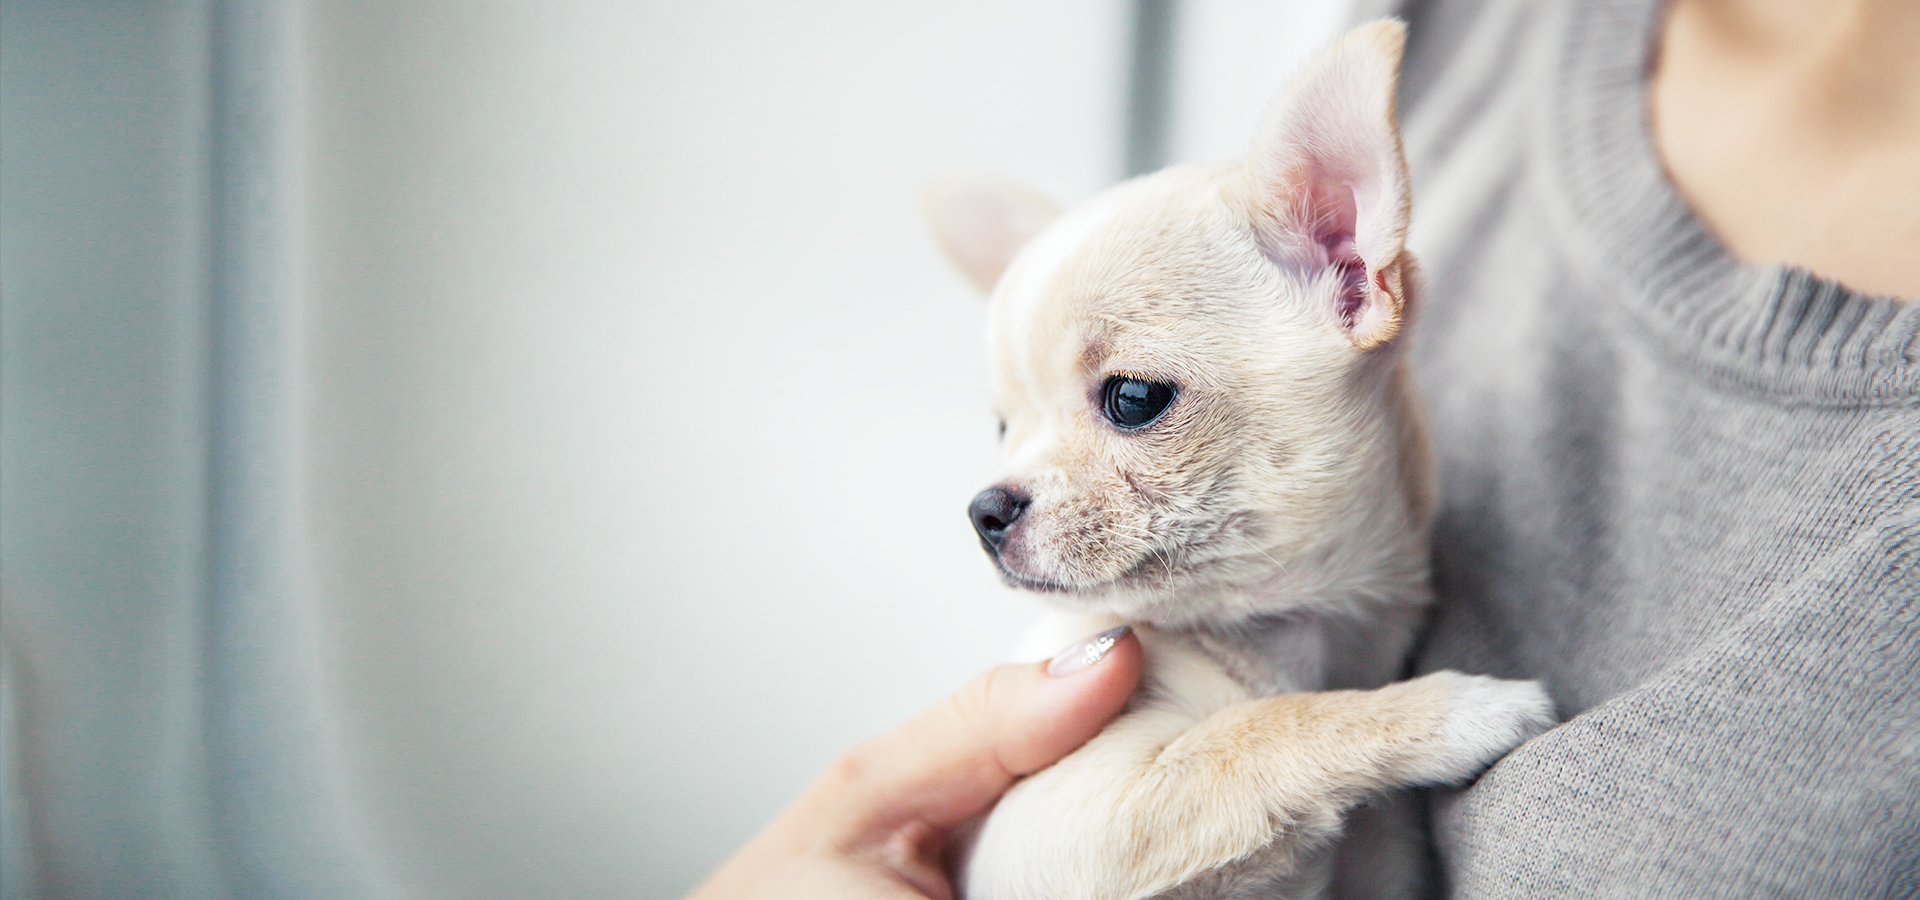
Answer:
[816, 626, 1142, 841]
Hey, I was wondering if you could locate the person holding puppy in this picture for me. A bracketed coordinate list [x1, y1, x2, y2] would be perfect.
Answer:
[692, 0, 1918, 897]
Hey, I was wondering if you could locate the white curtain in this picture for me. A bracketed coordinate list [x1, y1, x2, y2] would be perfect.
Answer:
[5, 1, 373, 897]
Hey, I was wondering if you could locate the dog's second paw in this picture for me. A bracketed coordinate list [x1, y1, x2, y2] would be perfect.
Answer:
[1401, 671, 1556, 785]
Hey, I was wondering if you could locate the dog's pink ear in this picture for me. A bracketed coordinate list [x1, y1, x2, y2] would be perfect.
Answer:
[1248, 20, 1412, 350]
[923, 177, 1061, 294]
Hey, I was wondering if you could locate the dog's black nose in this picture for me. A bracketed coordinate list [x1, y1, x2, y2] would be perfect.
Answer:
[968, 485, 1029, 552]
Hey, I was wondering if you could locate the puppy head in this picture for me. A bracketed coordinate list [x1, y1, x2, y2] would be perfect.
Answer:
[926, 22, 1423, 625]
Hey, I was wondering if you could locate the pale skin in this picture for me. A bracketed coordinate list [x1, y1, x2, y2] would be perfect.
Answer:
[1653, 0, 1920, 299]
[691, 5, 1915, 898]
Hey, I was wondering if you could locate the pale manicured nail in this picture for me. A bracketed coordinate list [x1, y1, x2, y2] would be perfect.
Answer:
[1047, 626, 1131, 678]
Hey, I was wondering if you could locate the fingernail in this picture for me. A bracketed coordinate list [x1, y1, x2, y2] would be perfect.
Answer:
[1047, 626, 1131, 678]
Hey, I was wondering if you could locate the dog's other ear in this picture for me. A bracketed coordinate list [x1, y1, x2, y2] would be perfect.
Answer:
[1247, 20, 1412, 350]
[923, 177, 1061, 294]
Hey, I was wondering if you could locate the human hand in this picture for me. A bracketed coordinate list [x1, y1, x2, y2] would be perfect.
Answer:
[684, 625, 1142, 900]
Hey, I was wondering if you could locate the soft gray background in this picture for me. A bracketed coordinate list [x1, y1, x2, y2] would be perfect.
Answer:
[1, 1, 1344, 897]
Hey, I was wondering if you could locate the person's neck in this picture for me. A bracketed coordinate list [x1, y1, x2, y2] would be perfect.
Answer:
[1651, 0, 1920, 299]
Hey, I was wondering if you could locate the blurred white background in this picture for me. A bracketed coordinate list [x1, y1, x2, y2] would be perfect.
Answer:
[2, 1, 1345, 897]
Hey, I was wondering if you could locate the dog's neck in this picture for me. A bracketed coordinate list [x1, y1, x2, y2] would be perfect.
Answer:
[1162, 596, 1426, 694]
[1150, 360, 1434, 694]
[1158, 458, 1431, 690]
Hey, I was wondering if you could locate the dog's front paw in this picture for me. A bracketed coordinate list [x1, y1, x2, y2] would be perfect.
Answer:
[1400, 671, 1555, 785]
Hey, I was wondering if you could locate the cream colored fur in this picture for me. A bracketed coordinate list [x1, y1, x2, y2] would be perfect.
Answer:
[925, 21, 1554, 900]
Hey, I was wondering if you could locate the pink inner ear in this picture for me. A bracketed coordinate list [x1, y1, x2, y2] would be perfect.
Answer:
[1304, 174, 1368, 328]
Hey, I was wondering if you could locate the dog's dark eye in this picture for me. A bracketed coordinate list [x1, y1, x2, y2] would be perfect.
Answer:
[1101, 376, 1176, 430]
[997, 419, 1007, 440]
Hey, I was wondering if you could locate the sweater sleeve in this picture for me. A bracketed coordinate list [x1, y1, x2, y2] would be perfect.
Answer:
[1431, 508, 1920, 899]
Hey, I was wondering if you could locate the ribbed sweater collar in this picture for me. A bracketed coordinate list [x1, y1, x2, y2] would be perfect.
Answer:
[1536, 0, 1920, 405]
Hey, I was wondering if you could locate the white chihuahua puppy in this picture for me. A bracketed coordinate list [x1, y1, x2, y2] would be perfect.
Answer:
[925, 21, 1554, 900]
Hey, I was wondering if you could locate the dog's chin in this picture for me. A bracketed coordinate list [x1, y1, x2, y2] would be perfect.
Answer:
[990, 550, 1181, 598]
[995, 568, 1076, 594]
[992, 530, 1303, 625]
[994, 565, 1192, 624]
[987, 555, 1078, 593]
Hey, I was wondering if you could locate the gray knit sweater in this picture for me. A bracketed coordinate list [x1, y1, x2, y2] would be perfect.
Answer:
[1355, 0, 1920, 896]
